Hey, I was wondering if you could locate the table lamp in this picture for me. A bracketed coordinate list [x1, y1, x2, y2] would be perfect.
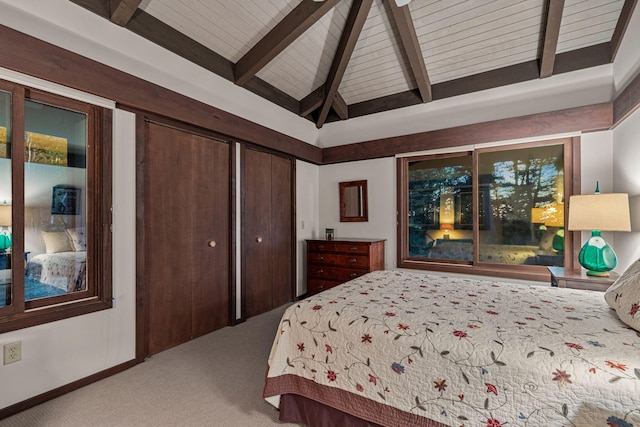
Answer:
[568, 186, 630, 276]
[440, 222, 453, 239]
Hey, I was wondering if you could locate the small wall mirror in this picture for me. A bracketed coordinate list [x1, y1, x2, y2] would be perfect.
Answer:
[339, 180, 368, 222]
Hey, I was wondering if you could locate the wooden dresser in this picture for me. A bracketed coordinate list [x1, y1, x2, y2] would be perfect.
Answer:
[306, 238, 385, 296]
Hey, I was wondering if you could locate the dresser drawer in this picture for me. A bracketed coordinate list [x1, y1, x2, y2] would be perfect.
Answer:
[307, 265, 366, 282]
[307, 241, 370, 255]
[307, 252, 371, 268]
[307, 279, 342, 295]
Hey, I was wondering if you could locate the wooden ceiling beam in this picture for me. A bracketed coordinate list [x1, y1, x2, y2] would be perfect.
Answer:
[333, 92, 348, 120]
[316, 0, 373, 128]
[234, 0, 340, 86]
[300, 86, 325, 117]
[539, 0, 565, 78]
[611, 0, 638, 61]
[387, 1, 432, 102]
[300, 84, 348, 120]
[109, 0, 142, 26]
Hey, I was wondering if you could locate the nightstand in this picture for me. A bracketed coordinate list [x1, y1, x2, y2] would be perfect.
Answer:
[547, 266, 618, 292]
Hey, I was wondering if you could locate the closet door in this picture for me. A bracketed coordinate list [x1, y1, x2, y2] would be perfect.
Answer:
[144, 121, 230, 356]
[243, 148, 293, 318]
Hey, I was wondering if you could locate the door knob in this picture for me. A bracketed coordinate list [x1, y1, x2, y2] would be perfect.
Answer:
[256, 237, 263, 243]
[208, 240, 217, 248]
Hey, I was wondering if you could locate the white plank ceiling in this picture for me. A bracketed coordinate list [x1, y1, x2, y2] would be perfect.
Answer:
[129, 0, 627, 124]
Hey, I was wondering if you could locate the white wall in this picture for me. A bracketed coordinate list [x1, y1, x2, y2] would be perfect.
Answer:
[613, 107, 640, 271]
[319, 158, 397, 271]
[0, 109, 137, 410]
[295, 161, 320, 296]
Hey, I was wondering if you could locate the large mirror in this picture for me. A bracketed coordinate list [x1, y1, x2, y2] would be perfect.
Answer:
[339, 180, 368, 222]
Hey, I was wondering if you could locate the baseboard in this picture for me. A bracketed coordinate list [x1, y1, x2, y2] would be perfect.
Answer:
[0, 358, 139, 420]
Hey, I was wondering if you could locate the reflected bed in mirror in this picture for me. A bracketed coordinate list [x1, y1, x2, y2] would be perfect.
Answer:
[339, 180, 368, 222]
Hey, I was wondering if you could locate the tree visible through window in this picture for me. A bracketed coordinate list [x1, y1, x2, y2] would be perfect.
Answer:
[398, 139, 574, 279]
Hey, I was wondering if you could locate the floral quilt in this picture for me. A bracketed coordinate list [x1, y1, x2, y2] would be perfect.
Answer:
[264, 270, 640, 427]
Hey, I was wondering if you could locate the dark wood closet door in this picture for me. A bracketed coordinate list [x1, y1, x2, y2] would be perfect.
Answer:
[270, 155, 293, 308]
[145, 122, 229, 356]
[243, 148, 293, 318]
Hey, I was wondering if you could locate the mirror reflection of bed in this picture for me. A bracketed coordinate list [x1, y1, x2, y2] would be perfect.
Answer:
[25, 211, 87, 301]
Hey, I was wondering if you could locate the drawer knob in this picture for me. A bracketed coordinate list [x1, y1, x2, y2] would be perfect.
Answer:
[350, 258, 356, 263]
[317, 269, 324, 274]
[208, 240, 217, 248]
[318, 256, 324, 260]
[350, 273, 357, 277]
[318, 245, 324, 249]
[351, 246, 358, 251]
[256, 237, 263, 243]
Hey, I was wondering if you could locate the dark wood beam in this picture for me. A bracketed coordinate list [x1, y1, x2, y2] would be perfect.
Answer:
[234, 0, 340, 86]
[336, 89, 422, 121]
[342, 43, 611, 122]
[613, 66, 640, 126]
[120, 9, 300, 115]
[316, 0, 373, 128]
[553, 42, 611, 75]
[323, 103, 612, 163]
[0, 24, 321, 164]
[539, 0, 565, 78]
[333, 92, 348, 120]
[300, 85, 325, 117]
[611, 0, 638, 61]
[387, 0, 432, 102]
[109, 0, 142, 26]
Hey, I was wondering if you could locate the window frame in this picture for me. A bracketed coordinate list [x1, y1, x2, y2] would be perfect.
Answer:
[397, 137, 579, 282]
[0, 80, 112, 332]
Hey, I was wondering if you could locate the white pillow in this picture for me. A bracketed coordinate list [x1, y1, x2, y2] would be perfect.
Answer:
[604, 259, 640, 332]
[65, 227, 87, 252]
[41, 231, 73, 254]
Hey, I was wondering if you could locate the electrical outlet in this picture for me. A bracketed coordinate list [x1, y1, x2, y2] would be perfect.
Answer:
[4, 341, 21, 365]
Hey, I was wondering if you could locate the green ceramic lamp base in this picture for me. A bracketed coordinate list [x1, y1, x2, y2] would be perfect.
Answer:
[578, 230, 617, 276]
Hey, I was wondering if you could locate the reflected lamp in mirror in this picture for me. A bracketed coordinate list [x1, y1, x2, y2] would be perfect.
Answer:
[339, 180, 368, 222]
[0, 203, 11, 253]
[568, 189, 630, 276]
[440, 223, 453, 240]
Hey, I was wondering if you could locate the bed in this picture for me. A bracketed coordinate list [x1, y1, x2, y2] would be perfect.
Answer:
[26, 251, 87, 292]
[264, 270, 640, 427]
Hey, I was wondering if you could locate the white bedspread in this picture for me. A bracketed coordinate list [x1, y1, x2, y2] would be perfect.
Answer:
[27, 251, 87, 292]
[264, 270, 640, 427]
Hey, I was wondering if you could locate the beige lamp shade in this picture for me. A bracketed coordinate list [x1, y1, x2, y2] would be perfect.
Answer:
[440, 223, 454, 231]
[0, 204, 10, 227]
[568, 193, 631, 231]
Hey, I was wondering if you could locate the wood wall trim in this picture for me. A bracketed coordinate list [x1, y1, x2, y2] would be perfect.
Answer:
[0, 23, 322, 164]
[613, 68, 640, 127]
[322, 103, 613, 164]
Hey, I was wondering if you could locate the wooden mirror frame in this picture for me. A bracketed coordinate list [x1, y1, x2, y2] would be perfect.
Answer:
[339, 180, 368, 222]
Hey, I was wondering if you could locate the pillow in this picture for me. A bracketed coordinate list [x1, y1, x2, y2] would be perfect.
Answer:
[604, 259, 640, 332]
[65, 227, 87, 252]
[41, 231, 73, 254]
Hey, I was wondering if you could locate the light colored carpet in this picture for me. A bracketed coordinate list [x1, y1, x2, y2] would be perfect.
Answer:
[1, 304, 302, 427]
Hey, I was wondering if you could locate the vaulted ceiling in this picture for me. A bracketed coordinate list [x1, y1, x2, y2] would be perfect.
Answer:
[71, 0, 636, 128]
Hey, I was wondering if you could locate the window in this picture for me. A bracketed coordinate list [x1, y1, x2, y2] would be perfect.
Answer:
[398, 138, 576, 281]
[0, 80, 112, 332]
